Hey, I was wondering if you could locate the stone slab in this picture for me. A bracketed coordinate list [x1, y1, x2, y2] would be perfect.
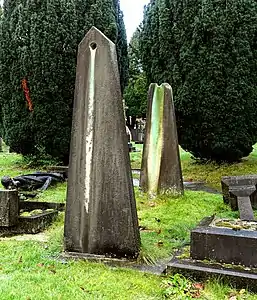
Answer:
[19, 201, 65, 211]
[61, 252, 168, 275]
[166, 258, 257, 292]
[0, 201, 63, 236]
[0, 210, 58, 237]
[0, 190, 19, 227]
[191, 216, 257, 267]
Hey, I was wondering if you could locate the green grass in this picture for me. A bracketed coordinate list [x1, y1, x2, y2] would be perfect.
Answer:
[131, 143, 257, 189]
[137, 189, 226, 261]
[1, 147, 257, 298]
[182, 144, 257, 189]
[130, 143, 143, 169]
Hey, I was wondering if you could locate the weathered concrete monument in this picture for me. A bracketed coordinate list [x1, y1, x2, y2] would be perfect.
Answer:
[0, 189, 64, 236]
[140, 83, 184, 196]
[64, 27, 140, 258]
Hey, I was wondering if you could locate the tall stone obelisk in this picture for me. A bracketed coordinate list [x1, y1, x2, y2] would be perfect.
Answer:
[64, 27, 140, 258]
[140, 83, 184, 196]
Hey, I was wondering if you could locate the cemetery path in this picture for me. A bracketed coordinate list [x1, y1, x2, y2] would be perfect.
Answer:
[132, 170, 221, 195]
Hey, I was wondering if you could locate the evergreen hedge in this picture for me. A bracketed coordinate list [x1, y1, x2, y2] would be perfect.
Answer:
[124, 28, 147, 118]
[140, 0, 257, 162]
[0, 0, 128, 164]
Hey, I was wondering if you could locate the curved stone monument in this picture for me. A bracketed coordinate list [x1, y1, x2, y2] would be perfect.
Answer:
[64, 27, 140, 258]
[140, 83, 184, 196]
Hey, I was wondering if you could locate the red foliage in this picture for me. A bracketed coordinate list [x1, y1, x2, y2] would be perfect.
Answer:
[21, 78, 33, 112]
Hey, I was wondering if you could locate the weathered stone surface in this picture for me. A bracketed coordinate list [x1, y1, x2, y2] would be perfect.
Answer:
[0, 201, 63, 236]
[19, 201, 65, 212]
[166, 257, 257, 293]
[237, 196, 255, 221]
[229, 185, 255, 221]
[0, 190, 19, 227]
[64, 27, 140, 258]
[221, 175, 257, 210]
[140, 83, 183, 195]
[191, 216, 257, 267]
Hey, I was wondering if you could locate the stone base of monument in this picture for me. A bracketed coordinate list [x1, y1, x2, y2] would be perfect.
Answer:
[165, 216, 257, 292]
[166, 253, 257, 292]
[20, 201, 65, 212]
[61, 252, 137, 267]
[61, 252, 168, 275]
[191, 216, 257, 267]
[0, 201, 65, 237]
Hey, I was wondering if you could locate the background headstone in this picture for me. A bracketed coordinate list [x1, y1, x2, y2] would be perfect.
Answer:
[228, 185, 255, 221]
[0, 190, 19, 227]
[221, 175, 257, 210]
[64, 27, 140, 258]
[140, 83, 184, 196]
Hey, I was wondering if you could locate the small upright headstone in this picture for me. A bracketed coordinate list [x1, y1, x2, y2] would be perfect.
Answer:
[64, 27, 140, 258]
[0, 190, 19, 226]
[229, 186, 255, 221]
[221, 175, 257, 210]
[140, 83, 184, 196]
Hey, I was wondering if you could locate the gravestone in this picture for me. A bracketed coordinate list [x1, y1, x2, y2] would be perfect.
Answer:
[64, 27, 140, 258]
[229, 186, 255, 221]
[190, 216, 257, 267]
[221, 175, 257, 210]
[140, 83, 184, 195]
[0, 190, 19, 226]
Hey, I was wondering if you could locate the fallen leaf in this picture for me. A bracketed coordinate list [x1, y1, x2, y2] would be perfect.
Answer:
[156, 240, 164, 247]
[18, 256, 22, 263]
[156, 229, 162, 234]
[155, 218, 161, 223]
[48, 265, 56, 274]
[37, 263, 44, 267]
[239, 289, 246, 294]
[193, 283, 204, 290]
[149, 202, 156, 207]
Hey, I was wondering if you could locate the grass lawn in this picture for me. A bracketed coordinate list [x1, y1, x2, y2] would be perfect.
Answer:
[0, 146, 257, 299]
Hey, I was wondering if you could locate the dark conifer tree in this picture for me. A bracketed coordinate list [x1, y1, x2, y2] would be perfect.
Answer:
[140, 0, 257, 162]
[124, 28, 147, 118]
[0, 0, 128, 164]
